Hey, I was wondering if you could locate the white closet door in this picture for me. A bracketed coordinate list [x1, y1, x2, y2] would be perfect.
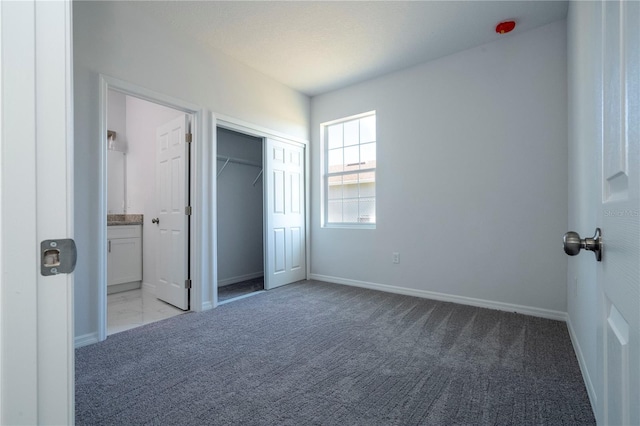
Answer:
[264, 138, 306, 289]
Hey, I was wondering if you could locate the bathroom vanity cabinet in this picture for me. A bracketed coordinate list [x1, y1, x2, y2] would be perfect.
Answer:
[107, 224, 142, 294]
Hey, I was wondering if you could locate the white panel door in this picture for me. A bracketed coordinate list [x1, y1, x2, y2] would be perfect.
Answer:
[265, 138, 306, 289]
[597, 2, 640, 424]
[1, 1, 74, 423]
[156, 115, 189, 310]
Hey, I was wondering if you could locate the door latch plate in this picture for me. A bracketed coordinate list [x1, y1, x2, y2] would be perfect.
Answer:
[41, 239, 77, 276]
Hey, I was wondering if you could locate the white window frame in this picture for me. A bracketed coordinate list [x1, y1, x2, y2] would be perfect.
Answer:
[321, 111, 376, 229]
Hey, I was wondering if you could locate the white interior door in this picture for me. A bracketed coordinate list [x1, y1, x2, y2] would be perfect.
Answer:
[156, 115, 190, 310]
[1, 1, 74, 423]
[597, 2, 640, 424]
[265, 138, 306, 289]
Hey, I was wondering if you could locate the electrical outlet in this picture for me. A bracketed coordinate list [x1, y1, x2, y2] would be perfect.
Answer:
[392, 252, 400, 264]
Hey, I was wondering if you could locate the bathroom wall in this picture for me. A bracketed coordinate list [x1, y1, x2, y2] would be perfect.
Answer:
[217, 128, 264, 285]
[107, 90, 127, 147]
[107, 90, 127, 214]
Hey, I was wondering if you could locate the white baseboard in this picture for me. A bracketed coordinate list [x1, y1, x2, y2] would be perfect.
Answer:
[74, 332, 99, 349]
[566, 315, 598, 417]
[142, 281, 156, 293]
[309, 274, 567, 321]
[218, 271, 263, 287]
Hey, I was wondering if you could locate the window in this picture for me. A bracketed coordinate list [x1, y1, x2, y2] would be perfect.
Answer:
[322, 112, 376, 227]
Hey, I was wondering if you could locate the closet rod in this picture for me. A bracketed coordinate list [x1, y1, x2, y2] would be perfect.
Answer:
[216, 155, 261, 168]
[216, 155, 262, 178]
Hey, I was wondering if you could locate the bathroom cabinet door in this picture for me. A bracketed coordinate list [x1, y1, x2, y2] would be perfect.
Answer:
[107, 225, 142, 286]
[107, 237, 142, 285]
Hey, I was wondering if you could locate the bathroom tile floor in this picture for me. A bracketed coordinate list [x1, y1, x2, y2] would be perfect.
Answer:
[107, 288, 186, 335]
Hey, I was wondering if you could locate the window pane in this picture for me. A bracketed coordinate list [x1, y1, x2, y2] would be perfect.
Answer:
[358, 170, 375, 185]
[328, 148, 343, 173]
[343, 120, 359, 147]
[360, 142, 376, 164]
[342, 174, 359, 198]
[358, 197, 376, 223]
[343, 199, 358, 222]
[327, 199, 342, 222]
[328, 124, 343, 149]
[327, 175, 343, 200]
[360, 115, 376, 143]
[359, 181, 375, 198]
[344, 145, 359, 167]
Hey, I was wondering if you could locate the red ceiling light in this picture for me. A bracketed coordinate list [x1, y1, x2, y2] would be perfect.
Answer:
[496, 21, 516, 34]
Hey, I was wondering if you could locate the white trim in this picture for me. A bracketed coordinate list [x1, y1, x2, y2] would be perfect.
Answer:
[211, 113, 219, 308]
[320, 110, 376, 127]
[305, 125, 311, 280]
[218, 271, 264, 287]
[309, 274, 568, 321]
[97, 76, 108, 341]
[218, 290, 266, 305]
[97, 75, 213, 342]
[215, 112, 307, 145]
[566, 315, 598, 417]
[74, 332, 100, 349]
[142, 281, 156, 293]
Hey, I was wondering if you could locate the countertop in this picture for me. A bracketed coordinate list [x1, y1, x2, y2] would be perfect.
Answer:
[107, 214, 143, 226]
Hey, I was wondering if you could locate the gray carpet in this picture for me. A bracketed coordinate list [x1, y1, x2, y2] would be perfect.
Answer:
[218, 277, 264, 302]
[76, 280, 595, 425]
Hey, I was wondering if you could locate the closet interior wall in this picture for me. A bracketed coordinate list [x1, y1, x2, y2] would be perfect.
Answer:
[216, 128, 264, 286]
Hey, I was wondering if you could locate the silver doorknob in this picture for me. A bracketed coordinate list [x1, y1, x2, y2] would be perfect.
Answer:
[151, 218, 159, 224]
[563, 228, 602, 261]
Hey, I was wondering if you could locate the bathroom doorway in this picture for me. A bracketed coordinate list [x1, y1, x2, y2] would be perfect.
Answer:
[216, 127, 265, 303]
[106, 89, 190, 334]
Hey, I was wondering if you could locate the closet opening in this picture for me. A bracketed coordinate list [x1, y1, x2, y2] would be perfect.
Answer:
[216, 127, 265, 303]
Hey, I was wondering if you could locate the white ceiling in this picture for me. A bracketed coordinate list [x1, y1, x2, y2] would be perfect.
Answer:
[130, 1, 568, 97]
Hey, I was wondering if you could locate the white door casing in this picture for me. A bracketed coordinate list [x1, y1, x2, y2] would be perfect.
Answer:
[597, 1, 640, 424]
[265, 138, 306, 289]
[0, 0, 74, 423]
[156, 115, 190, 310]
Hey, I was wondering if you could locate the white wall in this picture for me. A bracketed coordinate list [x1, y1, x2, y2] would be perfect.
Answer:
[125, 96, 184, 290]
[217, 128, 264, 285]
[310, 20, 568, 316]
[566, 1, 600, 407]
[73, 1, 310, 341]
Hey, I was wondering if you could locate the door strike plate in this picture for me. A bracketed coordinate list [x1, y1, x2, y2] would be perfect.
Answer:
[41, 239, 77, 276]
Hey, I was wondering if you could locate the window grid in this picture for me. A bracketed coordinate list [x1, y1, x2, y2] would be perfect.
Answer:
[323, 112, 376, 226]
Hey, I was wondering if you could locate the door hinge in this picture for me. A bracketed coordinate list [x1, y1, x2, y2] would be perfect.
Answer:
[185, 205, 192, 215]
[185, 279, 192, 289]
[185, 133, 192, 144]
